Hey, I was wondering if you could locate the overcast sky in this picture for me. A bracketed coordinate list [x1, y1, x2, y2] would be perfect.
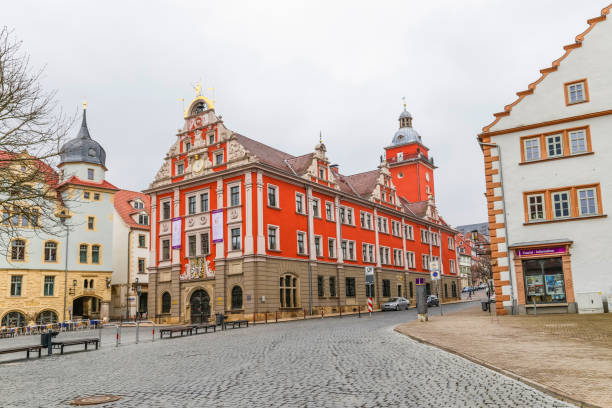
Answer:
[4, 1, 607, 227]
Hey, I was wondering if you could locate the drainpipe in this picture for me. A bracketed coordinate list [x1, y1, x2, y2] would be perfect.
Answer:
[479, 141, 516, 315]
[62, 216, 70, 322]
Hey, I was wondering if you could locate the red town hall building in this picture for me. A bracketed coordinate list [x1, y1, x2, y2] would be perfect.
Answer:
[145, 94, 460, 323]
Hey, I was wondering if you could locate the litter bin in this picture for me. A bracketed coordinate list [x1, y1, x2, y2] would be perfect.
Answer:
[215, 313, 225, 327]
[481, 301, 489, 312]
[41, 331, 59, 354]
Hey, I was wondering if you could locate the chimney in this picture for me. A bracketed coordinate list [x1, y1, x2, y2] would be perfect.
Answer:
[330, 164, 339, 174]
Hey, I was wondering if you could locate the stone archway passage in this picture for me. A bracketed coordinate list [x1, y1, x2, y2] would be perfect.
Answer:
[1, 311, 26, 327]
[36, 310, 58, 325]
[190, 289, 210, 324]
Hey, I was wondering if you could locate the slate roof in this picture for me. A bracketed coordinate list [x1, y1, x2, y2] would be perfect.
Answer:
[231, 133, 450, 227]
[455, 222, 490, 238]
[114, 189, 151, 230]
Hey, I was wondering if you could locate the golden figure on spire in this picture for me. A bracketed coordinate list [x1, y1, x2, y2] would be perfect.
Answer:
[319, 131, 323, 144]
[194, 81, 202, 96]
[402, 96, 406, 110]
[83, 100, 87, 110]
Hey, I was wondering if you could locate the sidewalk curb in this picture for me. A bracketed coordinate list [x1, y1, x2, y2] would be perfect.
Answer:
[394, 327, 601, 408]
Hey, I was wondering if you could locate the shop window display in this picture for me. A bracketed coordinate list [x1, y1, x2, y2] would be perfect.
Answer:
[523, 258, 566, 304]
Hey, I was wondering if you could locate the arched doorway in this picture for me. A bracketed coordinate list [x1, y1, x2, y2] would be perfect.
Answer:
[190, 289, 210, 324]
[72, 296, 101, 320]
[1, 311, 26, 327]
[451, 281, 457, 298]
[36, 310, 58, 325]
[231, 286, 243, 310]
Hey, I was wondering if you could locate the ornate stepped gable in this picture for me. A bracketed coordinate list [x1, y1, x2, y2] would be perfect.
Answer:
[481, 3, 612, 133]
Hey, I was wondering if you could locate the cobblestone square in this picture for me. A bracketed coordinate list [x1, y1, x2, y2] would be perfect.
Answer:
[0, 303, 574, 407]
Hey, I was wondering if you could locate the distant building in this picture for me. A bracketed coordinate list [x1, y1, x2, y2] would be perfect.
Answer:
[478, 5, 612, 315]
[455, 223, 490, 241]
[1, 107, 116, 327]
[455, 233, 474, 287]
[111, 190, 151, 320]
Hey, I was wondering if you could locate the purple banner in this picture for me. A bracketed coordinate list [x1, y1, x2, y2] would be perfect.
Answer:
[171, 217, 182, 249]
[212, 209, 223, 243]
[516, 246, 566, 257]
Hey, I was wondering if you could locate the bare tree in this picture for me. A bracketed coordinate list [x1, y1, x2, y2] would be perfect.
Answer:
[0, 26, 74, 253]
[471, 254, 492, 285]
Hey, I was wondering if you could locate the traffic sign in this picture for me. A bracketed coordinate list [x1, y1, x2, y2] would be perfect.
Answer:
[429, 260, 439, 272]
[365, 266, 374, 284]
[367, 297, 373, 313]
[430, 270, 440, 280]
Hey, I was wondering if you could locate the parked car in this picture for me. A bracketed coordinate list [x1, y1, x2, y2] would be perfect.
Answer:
[426, 295, 439, 307]
[462, 286, 472, 293]
[382, 297, 411, 311]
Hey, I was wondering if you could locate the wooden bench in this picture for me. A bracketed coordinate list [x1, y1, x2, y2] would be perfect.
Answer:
[0, 345, 43, 360]
[189, 323, 216, 334]
[51, 338, 100, 355]
[159, 326, 193, 339]
[224, 319, 249, 330]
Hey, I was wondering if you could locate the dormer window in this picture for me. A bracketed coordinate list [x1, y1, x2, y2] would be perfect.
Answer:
[397, 152, 403, 161]
[177, 162, 184, 175]
[87, 168, 94, 180]
[208, 133, 215, 145]
[132, 200, 144, 209]
[318, 166, 326, 180]
[138, 214, 149, 225]
[185, 141, 191, 152]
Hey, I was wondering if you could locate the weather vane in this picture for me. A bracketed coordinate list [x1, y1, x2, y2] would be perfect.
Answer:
[402, 96, 406, 110]
[194, 81, 202, 97]
[83, 100, 87, 110]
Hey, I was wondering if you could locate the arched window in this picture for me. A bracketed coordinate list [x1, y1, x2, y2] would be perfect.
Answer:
[192, 101, 207, 115]
[2, 311, 26, 327]
[89, 279, 94, 289]
[280, 275, 298, 308]
[231, 286, 243, 310]
[84, 280, 88, 289]
[36, 310, 58, 325]
[161, 292, 171, 314]
[44, 241, 57, 262]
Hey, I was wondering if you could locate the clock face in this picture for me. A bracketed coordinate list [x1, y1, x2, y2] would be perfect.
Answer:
[193, 159, 204, 173]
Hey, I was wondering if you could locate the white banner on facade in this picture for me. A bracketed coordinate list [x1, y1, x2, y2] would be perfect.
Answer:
[171, 217, 182, 249]
[212, 209, 223, 243]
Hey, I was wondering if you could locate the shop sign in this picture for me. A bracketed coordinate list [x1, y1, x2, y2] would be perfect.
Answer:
[171, 217, 182, 249]
[212, 209, 224, 243]
[516, 246, 566, 257]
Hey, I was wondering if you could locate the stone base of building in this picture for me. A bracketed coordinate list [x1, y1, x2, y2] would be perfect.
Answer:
[148, 257, 461, 325]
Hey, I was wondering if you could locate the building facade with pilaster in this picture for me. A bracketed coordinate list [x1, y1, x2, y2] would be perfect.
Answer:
[145, 94, 460, 324]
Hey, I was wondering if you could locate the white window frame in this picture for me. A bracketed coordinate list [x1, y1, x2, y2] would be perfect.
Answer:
[527, 193, 545, 221]
[406, 251, 416, 268]
[312, 198, 321, 218]
[380, 246, 391, 265]
[567, 81, 586, 104]
[328, 238, 336, 258]
[449, 259, 456, 274]
[393, 249, 403, 266]
[186, 194, 197, 215]
[362, 242, 375, 263]
[314, 235, 322, 257]
[524, 138, 541, 162]
[176, 161, 185, 175]
[546, 134, 563, 158]
[267, 224, 280, 251]
[404, 224, 414, 240]
[569, 130, 587, 155]
[227, 182, 242, 207]
[161, 200, 172, 220]
[295, 193, 305, 215]
[325, 201, 335, 221]
[422, 254, 430, 270]
[214, 150, 224, 166]
[447, 237, 455, 250]
[577, 187, 598, 216]
[267, 184, 279, 208]
[199, 231, 211, 255]
[229, 225, 242, 252]
[420, 229, 429, 244]
[296, 231, 307, 255]
[552, 190, 571, 219]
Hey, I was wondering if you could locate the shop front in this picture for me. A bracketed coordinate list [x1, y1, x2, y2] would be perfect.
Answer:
[511, 240, 577, 314]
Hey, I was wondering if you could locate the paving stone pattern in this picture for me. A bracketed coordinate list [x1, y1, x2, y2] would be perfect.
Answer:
[0, 303, 574, 407]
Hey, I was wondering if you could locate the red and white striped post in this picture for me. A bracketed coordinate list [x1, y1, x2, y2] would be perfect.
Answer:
[367, 297, 373, 317]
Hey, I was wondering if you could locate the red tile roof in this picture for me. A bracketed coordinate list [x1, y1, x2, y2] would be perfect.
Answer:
[57, 176, 119, 191]
[0, 151, 59, 187]
[114, 189, 151, 230]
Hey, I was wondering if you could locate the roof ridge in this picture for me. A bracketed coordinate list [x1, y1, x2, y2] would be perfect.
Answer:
[481, 3, 612, 133]
[346, 169, 379, 178]
[234, 133, 295, 159]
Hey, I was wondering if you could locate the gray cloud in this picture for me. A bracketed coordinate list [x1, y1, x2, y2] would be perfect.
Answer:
[4, 0, 603, 226]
